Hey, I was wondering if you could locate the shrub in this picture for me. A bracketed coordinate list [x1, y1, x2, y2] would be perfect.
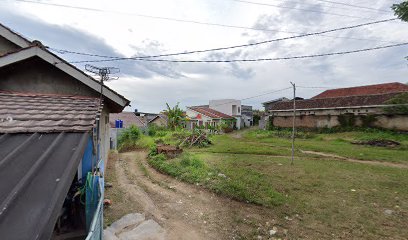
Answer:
[147, 124, 168, 136]
[117, 125, 141, 152]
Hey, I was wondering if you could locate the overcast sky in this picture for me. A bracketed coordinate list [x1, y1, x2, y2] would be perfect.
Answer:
[0, 0, 407, 112]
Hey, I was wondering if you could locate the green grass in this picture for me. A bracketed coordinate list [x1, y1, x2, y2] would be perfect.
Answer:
[244, 129, 408, 164]
[148, 152, 285, 206]
[146, 128, 408, 238]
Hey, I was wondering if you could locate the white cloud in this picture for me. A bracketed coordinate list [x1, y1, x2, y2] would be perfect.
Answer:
[0, 0, 407, 112]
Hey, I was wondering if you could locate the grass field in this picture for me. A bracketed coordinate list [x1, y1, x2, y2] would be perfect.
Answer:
[147, 128, 408, 239]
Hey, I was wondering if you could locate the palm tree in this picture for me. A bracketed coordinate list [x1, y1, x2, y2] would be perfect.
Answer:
[164, 102, 185, 130]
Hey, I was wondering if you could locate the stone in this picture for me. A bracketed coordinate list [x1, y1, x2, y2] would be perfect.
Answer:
[118, 219, 166, 240]
[269, 228, 277, 236]
[384, 209, 393, 215]
[103, 228, 119, 240]
[108, 213, 145, 234]
[218, 173, 227, 178]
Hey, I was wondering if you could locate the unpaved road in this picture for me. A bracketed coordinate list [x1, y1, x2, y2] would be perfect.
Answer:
[105, 151, 289, 240]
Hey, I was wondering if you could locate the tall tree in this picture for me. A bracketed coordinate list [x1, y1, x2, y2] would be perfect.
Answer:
[164, 103, 185, 130]
[392, 1, 408, 21]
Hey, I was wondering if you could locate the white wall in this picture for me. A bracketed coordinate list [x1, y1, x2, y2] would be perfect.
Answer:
[209, 99, 241, 116]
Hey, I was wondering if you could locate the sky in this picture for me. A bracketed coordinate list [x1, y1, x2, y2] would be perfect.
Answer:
[0, 0, 407, 112]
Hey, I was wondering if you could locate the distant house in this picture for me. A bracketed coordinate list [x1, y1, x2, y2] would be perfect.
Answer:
[148, 114, 168, 127]
[185, 106, 235, 130]
[192, 99, 253, 129]
[264, 82, 408, 131]
[0, 23, 129, 239]
[109, 112, 147, 149]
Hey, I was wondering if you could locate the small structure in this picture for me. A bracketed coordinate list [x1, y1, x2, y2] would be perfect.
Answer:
[264, 82, 408, 131]
[209, 99, 253, 129]
[185, 106, 235, 130]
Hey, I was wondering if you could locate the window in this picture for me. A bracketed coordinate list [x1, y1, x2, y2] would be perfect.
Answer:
[238, 107, 241, 113]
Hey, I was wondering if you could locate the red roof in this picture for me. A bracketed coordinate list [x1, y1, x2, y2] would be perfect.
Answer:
[270, 92, 402, 111]
[189, 107, 234, 119]
[312, 82, 408, 99]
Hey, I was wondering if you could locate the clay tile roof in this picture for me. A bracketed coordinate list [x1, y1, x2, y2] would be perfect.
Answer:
[269, 92, 402, 111]
[312, 82, 408, 99]
[109, 112, 146, 128]
[189, 107, 234, 119]
[0, 91, 101, 133]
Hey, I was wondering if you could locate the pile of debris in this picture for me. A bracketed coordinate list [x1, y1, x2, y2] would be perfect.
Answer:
[157, 144, 183, 158]
[352, 139, 400, 147]
[180, 132, 212, 147]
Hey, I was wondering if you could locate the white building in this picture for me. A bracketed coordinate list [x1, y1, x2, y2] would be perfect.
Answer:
[209, 99, 253, 129]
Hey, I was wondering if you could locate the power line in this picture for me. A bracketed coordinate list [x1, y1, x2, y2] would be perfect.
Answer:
[311, 0, 391, 13]
[230, 0, 389, 17]
[202, 87, 292, 108]
[50, 18, 398, 64]
[10, 0, 382, 31]
[68, 42, 408, 64]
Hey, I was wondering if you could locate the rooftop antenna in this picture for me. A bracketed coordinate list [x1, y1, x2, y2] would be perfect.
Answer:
[85, 64, 120, 107]
[85, 64, 119, 174]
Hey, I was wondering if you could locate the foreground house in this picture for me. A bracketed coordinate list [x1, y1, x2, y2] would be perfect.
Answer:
[0, 23, 129, 239]
[185, 106, 235, 130]
[263, 82, 408, 131]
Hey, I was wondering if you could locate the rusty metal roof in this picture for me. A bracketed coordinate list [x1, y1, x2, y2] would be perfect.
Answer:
[0, 132, 89, 240]
[269, 92, 402, 111]
[0, 91, 101, 133]
[312, 82, 408, 99]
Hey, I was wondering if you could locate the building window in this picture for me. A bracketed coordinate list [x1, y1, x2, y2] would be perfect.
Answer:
[238, 107, 241, 113]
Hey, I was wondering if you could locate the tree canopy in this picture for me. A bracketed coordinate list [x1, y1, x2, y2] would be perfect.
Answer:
[392, 1, 408, 22]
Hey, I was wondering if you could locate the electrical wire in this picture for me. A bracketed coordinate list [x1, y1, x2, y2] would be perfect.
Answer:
[197, 87, 293, 108]
[10, 0, 383, 29]
[67, 42, 408, 64]
[311, 0, 391, 13]
[230, 0, 390, 17]
[49, 18, 398, 63]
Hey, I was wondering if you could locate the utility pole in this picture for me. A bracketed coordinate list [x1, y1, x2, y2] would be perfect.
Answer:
[290, 82, 296, 165]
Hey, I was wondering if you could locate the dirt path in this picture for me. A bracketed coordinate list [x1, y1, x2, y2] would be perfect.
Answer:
[107, 151, 286, 240]
[299, 149, 408, 169]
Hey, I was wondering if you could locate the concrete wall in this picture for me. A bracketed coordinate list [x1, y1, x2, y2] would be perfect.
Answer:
[270, 113, 408, 131]
[209, 99, 241, 116]
[0, 35, 20, 55]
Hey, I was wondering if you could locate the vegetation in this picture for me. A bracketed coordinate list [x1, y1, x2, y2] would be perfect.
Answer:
[163, 102, 185, 130]
[148, 151, 285, 206]
[392, 1, 408, 22]
[117, 125, 142, 152]
[384, 92, 408, 114]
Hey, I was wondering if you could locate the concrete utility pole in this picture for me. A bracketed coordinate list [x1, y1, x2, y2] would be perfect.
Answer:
[290, 82, 296, 165]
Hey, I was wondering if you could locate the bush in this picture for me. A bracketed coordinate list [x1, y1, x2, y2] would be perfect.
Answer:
[147, 124, 168, 136]
[117, 125, 141, 152]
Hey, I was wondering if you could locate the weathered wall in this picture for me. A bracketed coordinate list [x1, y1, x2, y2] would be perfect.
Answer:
[271, 114, 408, 131]
[0, 57, 98, 97]
[0, 35, 20, 55]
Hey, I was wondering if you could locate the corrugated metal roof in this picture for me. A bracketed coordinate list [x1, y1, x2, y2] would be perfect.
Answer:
[0, 91, 101, 133]
[0, 132, 89, 240]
